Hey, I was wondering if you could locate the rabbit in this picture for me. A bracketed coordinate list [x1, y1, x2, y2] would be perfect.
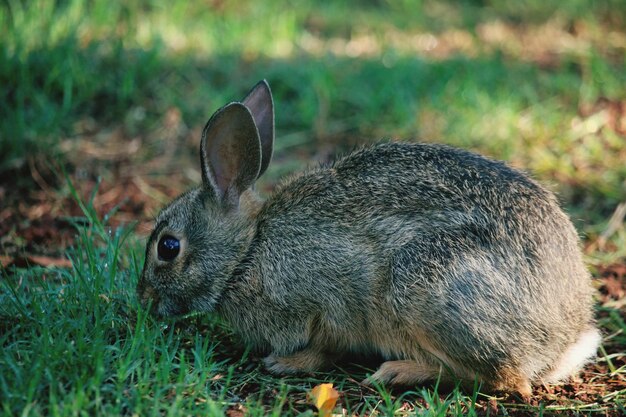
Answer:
[137, 80, 600, 396]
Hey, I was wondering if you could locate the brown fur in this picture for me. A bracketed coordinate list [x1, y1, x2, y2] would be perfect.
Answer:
[138, 81, 600, 396]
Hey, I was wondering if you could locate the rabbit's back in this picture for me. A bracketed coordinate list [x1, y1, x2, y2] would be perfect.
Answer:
[246, 142, 593, 381]
[265, 142, 554, 224]
[260, 142, 578, 268]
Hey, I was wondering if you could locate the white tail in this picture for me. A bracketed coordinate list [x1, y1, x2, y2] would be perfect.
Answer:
[543, 327, 601, 383]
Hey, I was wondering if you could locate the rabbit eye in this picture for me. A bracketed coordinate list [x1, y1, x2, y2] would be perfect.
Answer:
[157, 235, 180, 261]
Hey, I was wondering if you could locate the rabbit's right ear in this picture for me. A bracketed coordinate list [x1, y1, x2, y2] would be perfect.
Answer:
[200, 102, 261, 209]
[242, 80, 274, 178]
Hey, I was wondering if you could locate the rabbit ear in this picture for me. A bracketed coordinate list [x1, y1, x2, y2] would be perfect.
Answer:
[242, 80, 274, 178]
[200, 102, 261, 209]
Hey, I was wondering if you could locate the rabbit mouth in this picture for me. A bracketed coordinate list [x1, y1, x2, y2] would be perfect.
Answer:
[149, 295, 190, 318]
[137, 282, 159, 310]
[140, 288, 189, 318]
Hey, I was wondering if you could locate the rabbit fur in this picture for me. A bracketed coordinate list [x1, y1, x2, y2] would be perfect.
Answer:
[138, 80, 600, 396]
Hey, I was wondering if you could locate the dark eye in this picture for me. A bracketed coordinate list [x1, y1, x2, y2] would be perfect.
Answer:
[157, 235, 180, 261]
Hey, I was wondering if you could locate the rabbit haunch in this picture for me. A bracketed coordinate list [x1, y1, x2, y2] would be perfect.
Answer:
[138, 80, 600, 396]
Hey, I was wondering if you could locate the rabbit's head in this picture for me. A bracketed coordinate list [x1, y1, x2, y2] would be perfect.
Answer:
[137, 81, 274, 317]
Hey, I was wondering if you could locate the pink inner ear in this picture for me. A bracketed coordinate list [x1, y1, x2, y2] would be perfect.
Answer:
[209, 141, 238, 197]
[209, 171, 233, 199]
[244, 88, 272, 133]
[201, 103, 261, 203]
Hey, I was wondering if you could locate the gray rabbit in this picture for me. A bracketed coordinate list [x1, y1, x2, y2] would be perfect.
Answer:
[137, 80, 600, 396]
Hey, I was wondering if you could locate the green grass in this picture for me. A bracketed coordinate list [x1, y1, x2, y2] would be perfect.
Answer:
[2, 182, 625, 416]
[0, 191, 480, 416]
[2, 0, 626, 415]
[2, 0, 626, 221]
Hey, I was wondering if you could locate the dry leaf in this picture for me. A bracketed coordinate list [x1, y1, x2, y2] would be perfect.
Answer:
[27, 255, 72, 268]
[225, 404, 247, 417]
[0, 255, 72, 269]
[0, 255, 12, 268]
[308, 383, 339, 417]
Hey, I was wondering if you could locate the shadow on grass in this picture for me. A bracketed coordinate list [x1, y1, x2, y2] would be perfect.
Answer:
[2, 35, 625, 224]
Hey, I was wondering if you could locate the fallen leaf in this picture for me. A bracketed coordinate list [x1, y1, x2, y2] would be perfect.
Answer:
[308, 383, 339, 417]
[603, 276, 625, 299]
[1, 254, 72, 269]
[598, 263, 626, 302]
[26, 255, 72, 268]
[0, 255, 13, 268]
[225, 404, 247, 417]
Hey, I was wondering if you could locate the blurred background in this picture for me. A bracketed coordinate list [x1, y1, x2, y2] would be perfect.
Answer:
[1, 0, 625, 263]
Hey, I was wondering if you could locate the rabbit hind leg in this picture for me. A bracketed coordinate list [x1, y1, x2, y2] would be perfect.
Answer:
[491, 367, 532, 398]
[366, 360, 532, 398]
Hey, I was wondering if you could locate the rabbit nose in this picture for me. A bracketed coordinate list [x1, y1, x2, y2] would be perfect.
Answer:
[138, 282, 159, 309]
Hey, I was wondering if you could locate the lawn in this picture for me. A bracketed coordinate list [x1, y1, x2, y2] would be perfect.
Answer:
[1, 0, 625, 415]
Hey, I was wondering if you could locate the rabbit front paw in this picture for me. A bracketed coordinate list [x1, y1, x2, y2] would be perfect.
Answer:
[364, 360, 443, 386]
[263, 349, 328, 374]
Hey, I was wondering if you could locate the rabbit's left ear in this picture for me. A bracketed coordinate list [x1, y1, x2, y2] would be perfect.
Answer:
[200, 102, 261, 209]
[242, 80, 274, 178]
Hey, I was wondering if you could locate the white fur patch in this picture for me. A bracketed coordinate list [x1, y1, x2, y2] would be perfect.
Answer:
[543, 327, 601, 383]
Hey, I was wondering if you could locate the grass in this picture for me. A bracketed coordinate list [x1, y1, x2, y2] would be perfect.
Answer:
[2, 0, 625, 218]
[0, 193, 477, 416]
[1, 0, 626, 415]
[1, 186, 625, 415]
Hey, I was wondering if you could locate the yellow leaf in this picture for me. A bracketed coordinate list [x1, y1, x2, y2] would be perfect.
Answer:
[308, 383, 339, 417]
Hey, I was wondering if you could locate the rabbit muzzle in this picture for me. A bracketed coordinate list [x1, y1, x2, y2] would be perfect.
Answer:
[136, 276, 160, 312]
[137, 275, 192, 317]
